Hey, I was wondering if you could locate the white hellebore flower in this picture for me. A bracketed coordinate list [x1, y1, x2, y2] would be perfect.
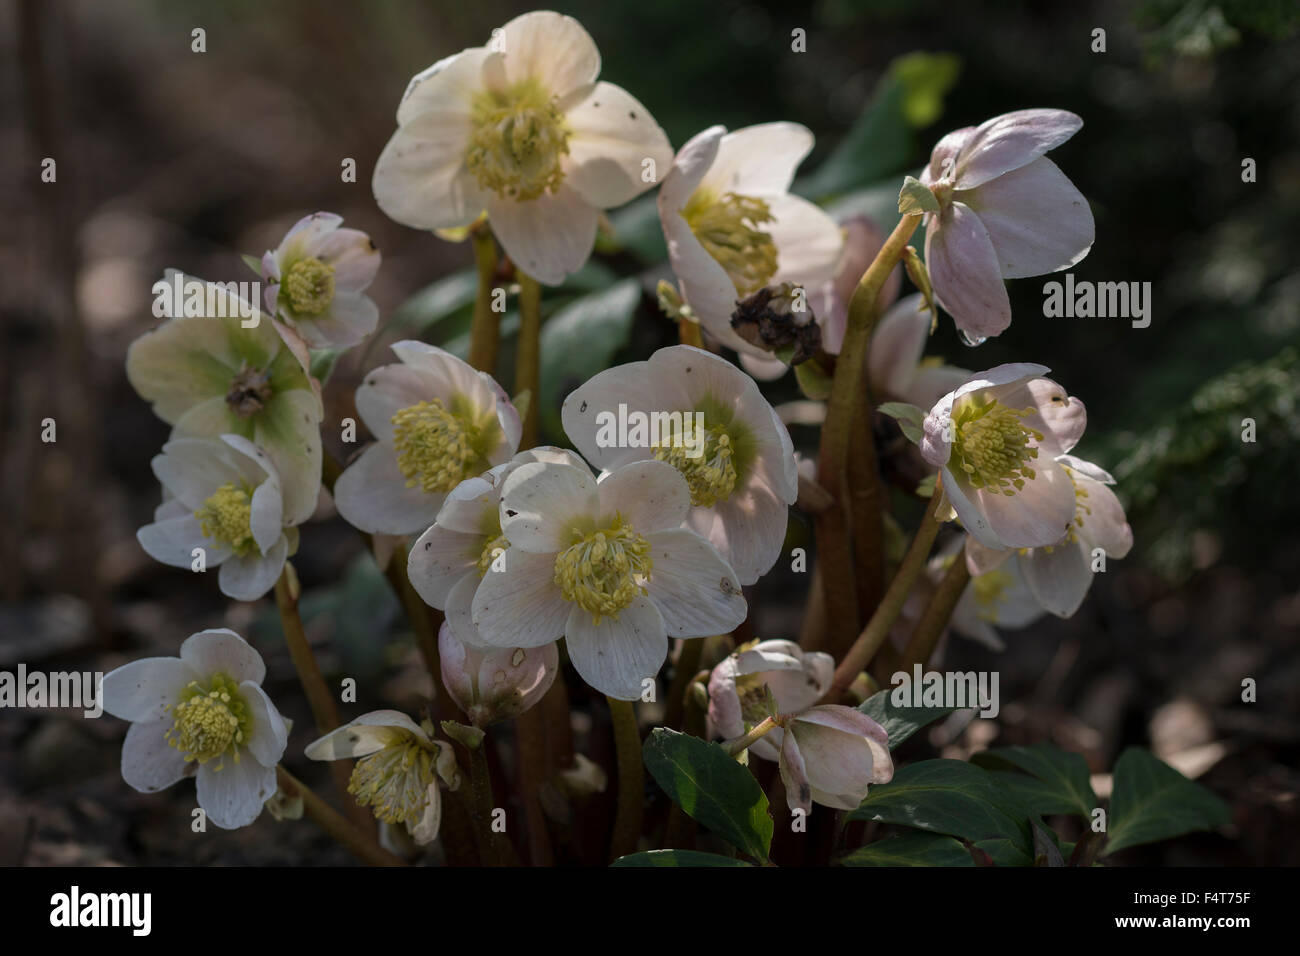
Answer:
[561, 345, 799, 584]
[964, 454, 1133, 618]
[777, 706, 893, 814]
[101, 629, 288, 829]
[137, 434, 296, 601]
[919, 363, 1087, 550]
[658, 123, 843, 358]
[306, 711, 460, 845]
[949, 546, 1046, 650]
[407, 447, 587, 646]
[919, 108, 1094, 341]
[372, 10, 672, 285]
[334, 341, 521, 535]
[868, 293, 972, 411]
[261, 212, 381, 349]
[472, 459, 747, 700]
[707, 639, 832, 757]
[439, 621, 559, 727]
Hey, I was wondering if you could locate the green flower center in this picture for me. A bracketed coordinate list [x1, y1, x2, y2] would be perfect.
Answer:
[972, 568, 1013, 620]
[226, 365, 273, 419]
[683, 189, 778, 295]
[391, 399, 478, 494]
[467, 79, 570, 202]
[950, 400, 1043, 495]
[553, 515, 653, 624]
[166, 674, 252, 767]
[195, 482, 259, 557]
[477, 532, 509, 577]
[348, 739, 437, 829]
[283, 257, 335, 316]
[652, 415, 738, 507]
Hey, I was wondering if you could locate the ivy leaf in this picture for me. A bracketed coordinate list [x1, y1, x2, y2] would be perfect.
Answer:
[838, 831, 973, 867]
[973, 743, 1098, 818]
[1103, 748, 1231, 855]
[642, 728, 773, 862]
[859, 687, 955, 749]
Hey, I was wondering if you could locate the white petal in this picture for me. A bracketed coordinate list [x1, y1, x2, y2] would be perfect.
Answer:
[1024, 377, 1087, 456]
[102, 657, 196, 722]
[486, 185, 598, 286]
[138, 513, 222, 569]
[1019, 542, 1092, 618]
[315, 227, 381, 291]
[409, 782, 442, 845]
[443, 571, 487, 649]
[373, 111, 486, 231]
[355, 362, 439, 445]
[408, 524, 482, 608]
[289, 292, 379, 350]
[277, 212, 343, 260]
[564, 596, 667, 700]
[563, 81, 672, 209]
[869, 294, 931, 400]
[499, 10, 600, 96]
[241, 682, 289, 766]
[499, 461, 597, 553]
[560, 360, 659, 470]
[471, 547, 571, 648]
[767, 194, 844, 288]
[684, 478, 788, 586]
[435, 469, 504, 534]
[700, 122, 813, 196]
[926, 201, 1012, 339]
[196, 758, 276, 830]
[218, 538, 287, 602]
[923, 126, 976, 185]
[960, 156, 1093, 278]
[397, 47, 495, 124]
[788, 717, 877, 808]
[954, 109, 1083, 190]
[659, 126, 724, 215]
[1074, 472, 1133, 559]
[305, 711, 424, 761]
[248, 479, 283, 555]
[973, 458, 1077, 550]
[779, 730, 813, 815]
[180, 629, 266, 684]
[121, 717, 188, 793]
[643, 529, 747, 636]
[152, 437, 247, 509]
[334, 443, 442, 536]
[596, 460, 690, 533]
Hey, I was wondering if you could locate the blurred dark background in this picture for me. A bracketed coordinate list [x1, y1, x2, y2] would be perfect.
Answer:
[2, 0, 1297, 865]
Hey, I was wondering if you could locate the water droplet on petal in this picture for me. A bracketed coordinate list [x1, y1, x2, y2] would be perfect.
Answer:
[959, 329, 988, 347]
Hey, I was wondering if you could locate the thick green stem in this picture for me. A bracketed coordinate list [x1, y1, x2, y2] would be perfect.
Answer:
[825, 488, 944, 702]
[275, 767, 407, 867]
[848, 398, 886, 623]
[607, 696, 643, 861]
[515, 272, 543, 448]
[468, 742, 510, 865]
[467, 227, 500, 373]
[901, 554, 971, 670]
[724, 715, 781, 756]
[814, 214, 922, 657]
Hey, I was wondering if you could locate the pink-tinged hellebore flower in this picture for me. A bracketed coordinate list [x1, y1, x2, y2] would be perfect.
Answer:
[372, 11, 672, 285]
[438, 621, 558, 726]
[101, 629, 289, 829]
[261, 212, 381, 350]
[333, 341, 521, 535]
[919, 109, 1094, 341]
[950, 546, 1045, 650]
[658, 123, 843, 358]
[306, 711, 460, 845]
[777, 705, 893, 814]
[126, 271, 323, 526]
[408, 447, 587, 647]
[137, 434, 297, 602]
[868, 293, 972, 411]
[561, 345, 799, 585]
[965, 453, 1133, 618]
[472, 459, 747, 700]
[919, 363, 1086, 550]
[707, 639, 832, 760]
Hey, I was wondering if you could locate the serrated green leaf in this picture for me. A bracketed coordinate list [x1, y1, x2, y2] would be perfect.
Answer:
[838, 830, 973, 867]
[1103, 748, 1230, 855]
[643, 728, 773, 862]
[858, 687, 955, 749]
[611, 849, 752, 868]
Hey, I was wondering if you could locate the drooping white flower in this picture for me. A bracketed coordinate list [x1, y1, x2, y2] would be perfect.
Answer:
[306, 711, 460, 845]
[471, 459, 747, 700]
[561, 345, 799, 584]
[372, 10, 672, 285]
[707, 639, 832, 760]
[261, 212, 381, 349]
[407, 446, 587, 647]
[868, 293, 972, 411]
[918, 363, 1087, 550]
[776, 705, 893, 814]
[658, 123, 843, 357]
[101, 629, 289, 830]
[950, 545, 1046, 650]
[126, 271, 323, 525]
[438, 621, 558, 727]
[137, 434, 297, 601]
[919, 109, 1094, 340]
[333, 341, 521, 535]
[964, 453, 1133, 618]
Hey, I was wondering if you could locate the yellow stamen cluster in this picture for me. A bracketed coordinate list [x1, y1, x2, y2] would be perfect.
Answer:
[467, 80, 570, 201]
[284, 256, 336, 315]
[951, 400, 1043, 495]
[684, 190, 778, 295]
[477, 532, 509, 577]
[391, 399, 476, 494]
[1062, 467, 1093, 545]
[553, 516, 653, 624]
[195, 482, 259, 557]
[166, 674, 251, 768]
[348, 739, 437, 829]
[653, 417, 738, 507]
[972, 568, 1013, 620]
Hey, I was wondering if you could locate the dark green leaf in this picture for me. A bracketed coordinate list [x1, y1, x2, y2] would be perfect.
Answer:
[611, 849, 752, 868]
[974, 743, 1098, 817]
[838, 831, 973, 867]
[1103, 748, 1231, 855]
[859, 687, 955, 749]
[642, 728, 773, 862]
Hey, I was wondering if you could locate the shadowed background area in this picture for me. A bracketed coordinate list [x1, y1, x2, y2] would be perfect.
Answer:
[1, 0, 1297, 865]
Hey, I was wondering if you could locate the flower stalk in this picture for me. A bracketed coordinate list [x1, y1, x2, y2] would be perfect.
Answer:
[723, 715, 782, 756]
[275, 766, 407, 867]
[901, 554, 971, 670]
[607, 696, 643, 861]
[467, 225, 501, 373]
[515, 271, 543, 448]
